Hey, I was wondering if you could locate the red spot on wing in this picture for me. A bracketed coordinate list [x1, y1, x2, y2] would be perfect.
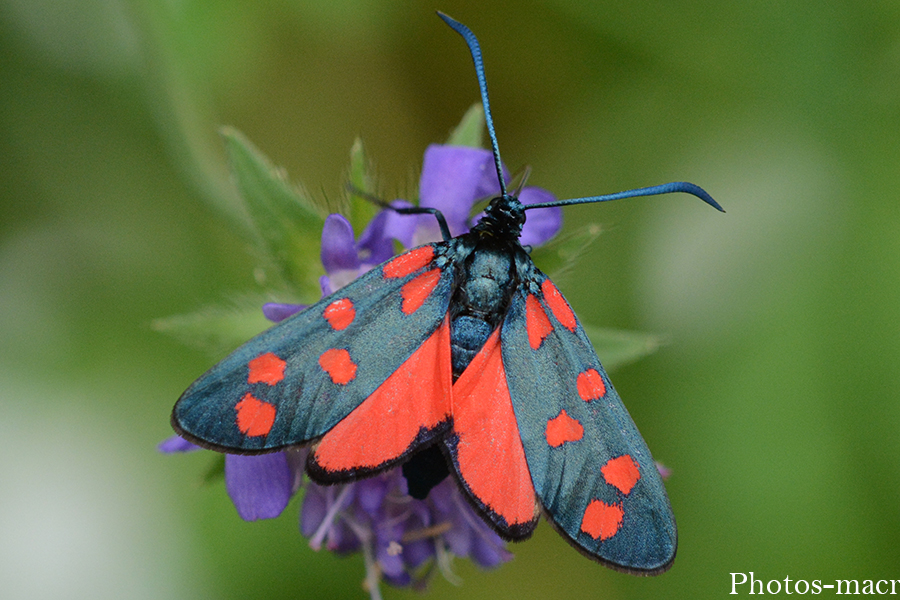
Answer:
[601, 455, 641, 495]
[383, 246, 435, 279]
[541, 279, 576, 331]
[323, 298, 355, 331]
[525, 294, 553, 349]
[313, 319, 452, 471]
[235, 393, 276, 437]
[452, 329, 537, 527]
[247, 352, 286, 385]
[581, 500, 624, 541]
[545, 409, 584, 447]
[400, 269, 441, 315]
[318, 348, 357, 385]
[576, 368, 606, 401]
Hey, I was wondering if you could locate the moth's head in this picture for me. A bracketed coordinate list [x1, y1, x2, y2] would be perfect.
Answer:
[474, 194, 526, 240]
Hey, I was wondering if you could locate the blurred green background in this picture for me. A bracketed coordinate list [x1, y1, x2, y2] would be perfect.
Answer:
[2, 0, 899, 598]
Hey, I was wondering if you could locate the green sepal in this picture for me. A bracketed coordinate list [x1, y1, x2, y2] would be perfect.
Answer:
[445, 103, 485, 148]
[221, 126, 325, 295]
[152, 296, 276, 357]
[347, 138, 378, 235]
[582, 325, 663, 371]
[532, 222, 604, 282]
[203, 454, 226, 484]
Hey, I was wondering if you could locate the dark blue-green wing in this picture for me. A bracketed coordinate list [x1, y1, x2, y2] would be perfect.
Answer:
[172, 244, 454, 455]
[500, 272, 676, 574]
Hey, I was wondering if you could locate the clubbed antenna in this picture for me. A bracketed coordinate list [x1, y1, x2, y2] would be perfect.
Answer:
[438, 12, 509, 199]
[437, 12, 723, 215]
[525, 181, 725, 213]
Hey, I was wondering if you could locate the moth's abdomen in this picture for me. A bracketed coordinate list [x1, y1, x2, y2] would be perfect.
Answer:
[450, 315, 493, 377]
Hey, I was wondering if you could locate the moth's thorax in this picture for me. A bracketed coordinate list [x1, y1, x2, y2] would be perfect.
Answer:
[457, 244, 516, 320]
[447, 231, 525, 379]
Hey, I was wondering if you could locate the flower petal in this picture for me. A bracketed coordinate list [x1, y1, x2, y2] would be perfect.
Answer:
[262, 302, 306, 323]
[420, 145, 494, 236]
[300, 483, 328, 537]
[356, 477, 390, 518]
[443, 514, 472, 557]
[356, 210, 395, 266]
[157, 435, 201, 453]
[376, 201, 416, 249]
[470, 529, 513, 568]
[319, 274, 334, 297]
[427, 480, 473, 557]
[225, 453, 294, 521]
[376, 530, 406, 578]
[382, 570, 412, 587]
[518, 186, 561, 247]
[321, 214, 360, 274]
[473, 156, 510, 199]
[327, 518, 361, 554]
[402, 538, 435, 570]
[656, 462, 672, 480]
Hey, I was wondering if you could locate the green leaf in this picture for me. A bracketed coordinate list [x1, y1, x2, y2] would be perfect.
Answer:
[203, 454, 226, 485]
[221, 126, 325, 296]
[445, 103, 485, 148]
[152, 298, 274, 357]
[531, 222, 604, 283]
[582, 325, 663, 371]
[347, 137, 378, 235]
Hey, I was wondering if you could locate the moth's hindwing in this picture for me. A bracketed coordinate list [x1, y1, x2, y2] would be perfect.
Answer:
[500, 271, 676, 574]
[444, 327, 541, 540]
[172, 244, 454, 454]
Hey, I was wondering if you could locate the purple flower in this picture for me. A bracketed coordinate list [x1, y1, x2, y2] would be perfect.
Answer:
[388, 145, 561, 248]
[318, 210, 396, 295]
[655, 462, 672, 480]
[262, 210, 393, 321]
[157, 435, 200, 453]
[161, 437, 511, 591]
[300, 470, 511, 589]
[165, 144, 562, 598]
[159, 436, 300, 521]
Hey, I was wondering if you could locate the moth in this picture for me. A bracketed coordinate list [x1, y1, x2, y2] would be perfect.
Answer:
[172, 12, 723, 574]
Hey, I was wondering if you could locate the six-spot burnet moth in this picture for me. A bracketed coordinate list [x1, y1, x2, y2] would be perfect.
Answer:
[171, 11, 723, 575]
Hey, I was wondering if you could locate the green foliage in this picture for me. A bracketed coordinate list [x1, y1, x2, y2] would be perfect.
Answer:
[203, 453, 226, 484]
[346, 138, 378, 234]
[532, 222, 603, 282]
[152, 297, 274, 357]
[582, 326, 662, 371]
[445, 103, 485, 148]
[221, 127, 326, 296]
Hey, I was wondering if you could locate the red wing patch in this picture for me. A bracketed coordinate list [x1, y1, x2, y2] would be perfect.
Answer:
[235, 393, 276, 437]
[545, 409, 584, 447]
[541, 279, 576, 331]
[601, 455, 641, 495]
[525, 294, 552, 350]
[383, 246, 435, 279]
[401, 269, 441, 315]
[312, 319, 452, 472]
[581, 499, 624, 541]
[247, 352, 286, 385]
[576, 368, 606, 401]
[452, 329, 537, 528]
[318, 348, 358, 385]
[323, 298, 355, 331]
